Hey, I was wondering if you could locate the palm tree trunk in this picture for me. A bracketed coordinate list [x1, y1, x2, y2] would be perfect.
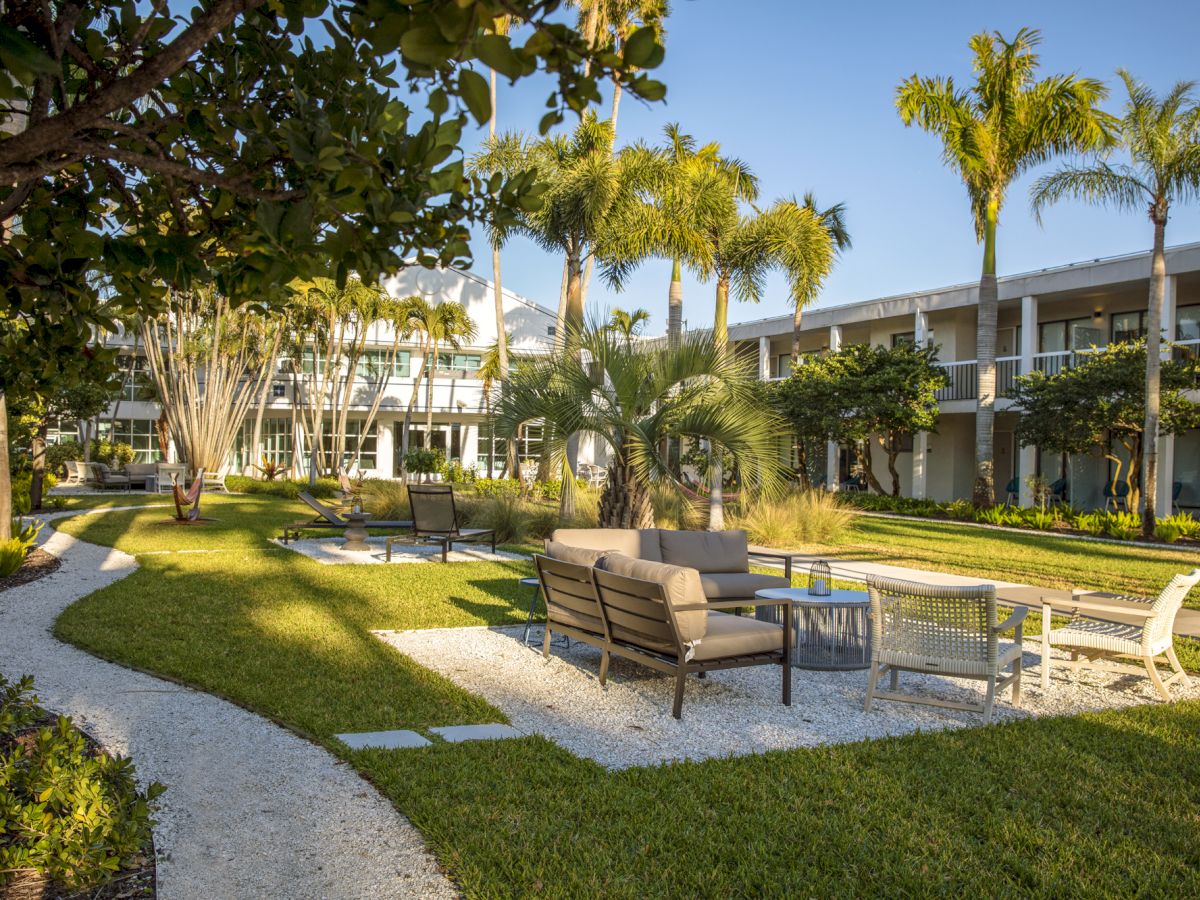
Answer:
[791, 304, 805, 361]
[424, 340, 437, 449]
[400, 346, 427, 479]
[0, 392, 10, 539]
[554, 257, 569, 352]
[564, 252, 585, 344]
[599, 457, 654, 529]
[972, 199, 1000, 508]
[708, 272, 731, 530]
[667, 257, 683, 350]
[30, 420, 47, 510]
[1142, 213, 1167, 536]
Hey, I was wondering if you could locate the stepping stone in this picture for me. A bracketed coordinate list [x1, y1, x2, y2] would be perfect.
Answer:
[335, 729, 430, 750]
[429, 724, 523, 743]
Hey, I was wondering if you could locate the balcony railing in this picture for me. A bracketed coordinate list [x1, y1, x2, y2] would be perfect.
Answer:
[934, 356, 1020, 401]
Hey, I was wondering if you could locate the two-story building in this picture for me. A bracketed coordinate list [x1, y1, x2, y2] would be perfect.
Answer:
[730, 242, 1200, 514]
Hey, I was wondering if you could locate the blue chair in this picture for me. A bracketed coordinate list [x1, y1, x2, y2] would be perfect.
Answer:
[1103, 480, 1130, 512]
[1173, 481, 1183, 514]
[1048, 478, 1069, 506]
[1004, 477, 1019, 506]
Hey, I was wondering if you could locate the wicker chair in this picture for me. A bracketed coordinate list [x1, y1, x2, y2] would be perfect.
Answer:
[1041, 569, 1200, 701]
[864, 576, 1027, 724]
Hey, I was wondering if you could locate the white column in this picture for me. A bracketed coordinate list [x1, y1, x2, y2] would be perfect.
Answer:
[825, 325, 843, 491]
[1018, 294, 1039, 506]
[912, 432, 928, 499]
[758, 335, 770, 380]
[1155, 277, 1178, 515]
[914, 309, 929, 346]
[376, 419, 395, 479]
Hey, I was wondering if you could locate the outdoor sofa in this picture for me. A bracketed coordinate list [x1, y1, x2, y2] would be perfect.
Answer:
[548, 527, 793, 605]
[534, 548, 791, 718]
[124, 463, 158, 490]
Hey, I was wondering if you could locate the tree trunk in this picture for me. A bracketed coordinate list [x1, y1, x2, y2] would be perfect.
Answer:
[554, 257, 569, 351]
[791, 304, 805, 361]
[30, 421, 48, 510]
[423, 340, 437, 450]
[666, 257, 684, 476]
[708, 272, 731, 530]
[884, 435, 901, 497]
[563, 252, 584, 347]
[0, 393, 11, 539]
[1142, 213, 1167, 537]
[399, 345, 427, 480]
[860, 440, 886, 495]
[599, 459, 654, 529]
[972, 199, 1000, 508]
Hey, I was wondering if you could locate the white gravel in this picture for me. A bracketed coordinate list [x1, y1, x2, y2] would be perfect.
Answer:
[275, 536, 526, 565]
[0, 519, 457, 900]
[377, 623, 1200, 770]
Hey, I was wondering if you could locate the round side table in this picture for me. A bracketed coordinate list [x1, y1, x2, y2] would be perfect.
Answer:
[342, 513, 372, 552]
[754, 587, 871, 670]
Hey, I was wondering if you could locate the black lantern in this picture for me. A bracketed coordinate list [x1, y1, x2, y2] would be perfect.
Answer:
[808, 560, 831, 597]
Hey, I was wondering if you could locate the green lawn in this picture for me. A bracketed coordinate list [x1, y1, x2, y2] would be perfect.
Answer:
[50, 498, 1200, 896]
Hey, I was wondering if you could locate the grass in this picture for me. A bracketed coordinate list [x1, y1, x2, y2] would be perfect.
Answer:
[48, 497, 1200, 896]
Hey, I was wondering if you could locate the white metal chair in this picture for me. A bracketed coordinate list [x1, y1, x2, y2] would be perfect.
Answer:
[1041, 569, 1200, 701]
[864, 575, 1027, 724]
[202, 465, 230, 493]
[157, 463, 187, 493]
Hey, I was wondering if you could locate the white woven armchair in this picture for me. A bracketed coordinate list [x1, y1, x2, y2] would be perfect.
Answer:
[1041, 569, 1199, 700]
[864, 576, 1027, 724]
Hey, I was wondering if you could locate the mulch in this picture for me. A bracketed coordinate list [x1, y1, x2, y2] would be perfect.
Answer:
[0, 549, 61, 593]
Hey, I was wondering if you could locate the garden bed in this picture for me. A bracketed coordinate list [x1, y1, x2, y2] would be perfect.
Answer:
[0, 549, 61, 593]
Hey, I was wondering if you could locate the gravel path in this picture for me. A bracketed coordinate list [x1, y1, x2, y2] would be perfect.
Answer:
[0, 518, 457, 900]
[378, 623, 1200, 770]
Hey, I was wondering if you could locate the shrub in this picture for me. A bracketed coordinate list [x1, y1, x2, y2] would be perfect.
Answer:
[364, 480, 410, 522]
[87, 439, 135, 470]
[944, 499, 975, 521]
[1161, 512, 1200, 540]
[0, 675, 164, 892]
[1154, 521, 1183, 544]
[45, 441, 84, 478]
[0, 540, 26, 577]
[649, 482, 702, 530]
[732, 490, 855, 548]
[463, 494, 535, 544]
[224, 475, 339, 499]
[473, 478, 522, 499]
[1103, 511, 1142, 542]
[404, 447, 443, 478]
[439, 460, 477, 484]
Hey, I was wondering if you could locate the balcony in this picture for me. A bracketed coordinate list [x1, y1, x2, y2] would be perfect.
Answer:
[934, 357, 1019, 402]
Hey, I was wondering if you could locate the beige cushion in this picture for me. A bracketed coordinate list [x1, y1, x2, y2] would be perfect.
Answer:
[658, 529, 749, 573]
[549, 528, 663, 562]
[544, 541, 609, 567]
[698, 571, 790, 600]
[691, 612, 783, 661]
[547, 604, 605, 638]
[597, 553, 707, 644]
[125, 463, 158, 477]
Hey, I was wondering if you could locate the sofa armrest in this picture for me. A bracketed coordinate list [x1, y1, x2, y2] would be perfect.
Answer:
[994, 607, 1029, 633]
[747, 549, 793, 580]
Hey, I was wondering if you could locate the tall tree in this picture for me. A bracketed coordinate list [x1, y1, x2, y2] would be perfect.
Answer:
[897, 27, 1116, 507]
[1031, 72, 1200, 535]
[607, 306, 651, 340]
[421, 302, 478, 450]
[789, 192, 852, 359]
[496, 325, 786, 528]
[0, 0, 666, 539]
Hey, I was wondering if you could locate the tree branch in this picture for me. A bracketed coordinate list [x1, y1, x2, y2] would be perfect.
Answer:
[0, 0, 266, 174]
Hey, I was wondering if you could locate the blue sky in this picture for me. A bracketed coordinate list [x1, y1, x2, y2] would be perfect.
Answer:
[465, 0, 1200, 330]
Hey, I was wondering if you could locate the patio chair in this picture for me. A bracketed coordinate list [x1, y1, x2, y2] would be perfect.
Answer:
[592, 554, 791, 719]
[1004, 477, 1019, 506]
[61, 460, 86, 486]
[280, 492, 412, 543]
[202, 465, 230, 494]
[91, 463, 131, 492]
[406, 484, 495, 563]
[534, 553, 610, 660]
[863, 575, 1027, 724]
[1103, 480, 1129, 512]
[1172, 481, 1183, 514]
[156, 463, 187, 493]
[1040, 569, 1200, 701]
[1048, 477, 1069, 506]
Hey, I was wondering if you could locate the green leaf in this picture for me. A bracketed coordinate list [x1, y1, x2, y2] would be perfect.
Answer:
[621, 26, 660, 69]
[400, 26, 456, 67]
[458, 69, 491, 126]
[0, 25, 58, 76]
[473, 34, 523, 80]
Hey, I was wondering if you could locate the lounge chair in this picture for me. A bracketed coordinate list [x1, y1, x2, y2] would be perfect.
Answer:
[863, 575, 1026, 724]
[1040, 569, 1200, 700]
[280, 492, 412, 543]
[157, 463, 187, 493]
[61, 460, 87, 486]
[405, 484, 495, 563]
[91, 463, 131, 492]
[591, 553, 791, 719]
[202, 466, 230, 494]
[1103, 481, 1129, 512]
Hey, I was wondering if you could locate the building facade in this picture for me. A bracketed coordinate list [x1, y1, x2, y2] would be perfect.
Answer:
[729, 242, 1200, 515]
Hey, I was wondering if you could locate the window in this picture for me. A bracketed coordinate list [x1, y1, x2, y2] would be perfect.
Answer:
[320, 419, 377, 469]
[891, 332, 915, 348]
[477, 421, 542, 474]
[1177, 304, 1200, 342]
[356, 349, 411, 378]
[1039, 317, 1098, 353]
[436, 352, 481, 376]
[117, 355, 154, 402]
[233, 419, 294, 470]
[300, 348, 326, 376]
[774, 354, 792, 378]
[1110, 310, 1147, 343]
[546, 325, 556, 337]
[272, 383, 286, 398]
[45, 418, 80, 445]
[97, 418, 160, 462]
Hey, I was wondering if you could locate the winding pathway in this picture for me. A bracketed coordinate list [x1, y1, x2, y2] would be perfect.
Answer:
[0, 517, 457, 899]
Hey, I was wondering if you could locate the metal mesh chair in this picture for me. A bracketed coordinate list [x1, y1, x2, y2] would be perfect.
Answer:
[864, 575, 1027, 723]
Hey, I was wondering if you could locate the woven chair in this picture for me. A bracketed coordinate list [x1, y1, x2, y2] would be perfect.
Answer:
[864, 576, 1027, 724]
[1041, 569, 1200, 701]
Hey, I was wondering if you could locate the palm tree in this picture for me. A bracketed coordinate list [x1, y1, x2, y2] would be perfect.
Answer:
[398, 295, 434, 478]
[897, 27, 1116, 507]
[1031, 72, 1200, 535]
[422, 301, 477, 450]
[477, 332, 515, 477]
[472, 113, 667, 353]
[607, 306, 651, 340]
[790, 193, 852, 359]
[495, 325, 787, 527]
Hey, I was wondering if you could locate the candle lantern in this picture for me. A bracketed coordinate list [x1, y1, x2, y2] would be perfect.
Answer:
[808, 560, 832, 597]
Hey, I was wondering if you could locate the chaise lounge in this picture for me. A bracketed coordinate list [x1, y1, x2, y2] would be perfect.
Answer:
[534, 549, 791, 718]
[280, 492, 413, 543]
[401, 484, 496, 563]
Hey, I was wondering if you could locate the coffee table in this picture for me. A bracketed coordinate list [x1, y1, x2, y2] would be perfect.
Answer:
[342, 512, 371, 552]
[754, 587, 871, 670]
